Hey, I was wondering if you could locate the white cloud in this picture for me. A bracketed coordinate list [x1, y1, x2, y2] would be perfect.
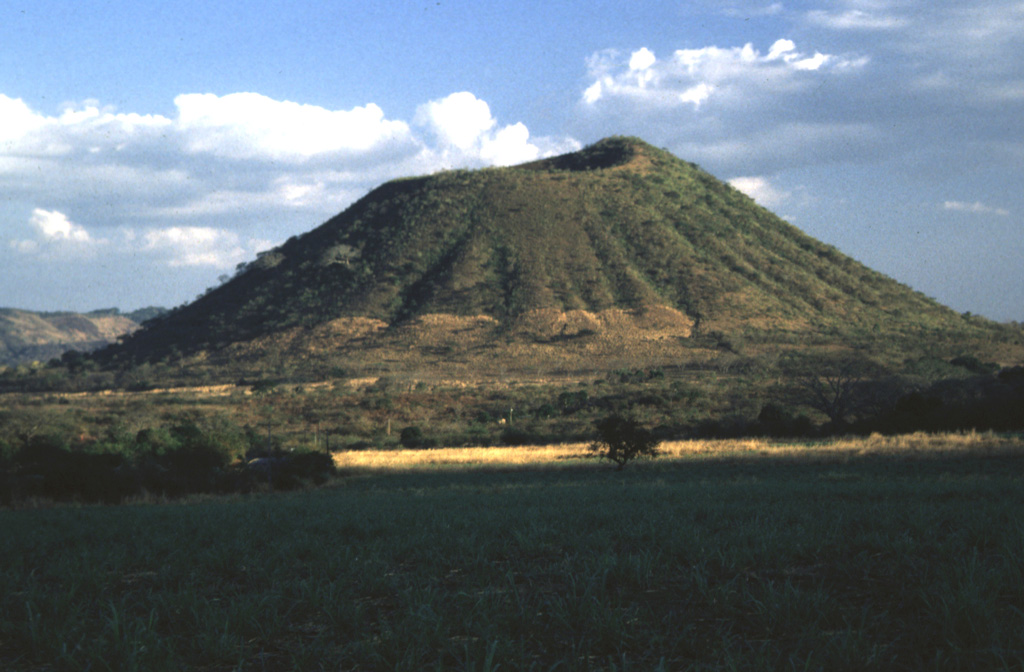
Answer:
[479, 123, 538, 166]
[679, 83, 714, 107]
[174, 92, 413, 161]
[10, 208, 104, 256]
[577, 33, 885, 179]
[0, 88, 581, 308]
[728, 176, 791, 208]
[806, 9, 908, 30]
[791, 52, 830, 71]
[766, 39, 796, 61]
[629, 47, 657, 71]
[582, 81, 604, 106]
[0, 89, 578, 235]
[30, 208, 92, 242]
[582, 40, 866, 109]
[142, 226, 266, 268]
[415, 91, 497, 151]
[416, 91, 579, 166]
[0, 97, 172, 159]
[943, 200, 1010, 217]
[723, 3, 783, 18]
[0, 95, 48, 144]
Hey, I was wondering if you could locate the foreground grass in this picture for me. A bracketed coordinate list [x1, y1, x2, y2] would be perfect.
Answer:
[2, 434, 1023, 671]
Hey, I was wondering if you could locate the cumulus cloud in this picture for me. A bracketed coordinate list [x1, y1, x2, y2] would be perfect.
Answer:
[582, 40, 866, 110]
[943, 200, 1010, 217]
[1, 87, 584, 287]
[0, 86, 586, 309]
[728, 176, 791, 208]
[0, 89, 578, 242]
[10, 208, 105, 256]
[0, 95, 48, 144]
[174, 92, 413, 162]
[0, 96, 172, 160]
[416, 91, 579, 166]
[9, 206, 272, 270]
[628, 47, 657, 71]
[30, 208, 92, 242]
[142, 226, 269, 268]
[415, 91, 496, 151]
[575, 33, 888, 179]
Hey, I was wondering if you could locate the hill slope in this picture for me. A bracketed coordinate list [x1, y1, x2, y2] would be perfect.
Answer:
[0, 308, 159, 366]
[104, 137, 1018, 379]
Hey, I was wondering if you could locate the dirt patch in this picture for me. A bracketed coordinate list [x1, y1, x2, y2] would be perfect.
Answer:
[514, 305, 694, 341]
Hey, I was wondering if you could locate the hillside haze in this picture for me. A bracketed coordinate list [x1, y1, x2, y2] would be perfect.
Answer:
[0, 308, 161, 367]
[106, 137, 1013, 379]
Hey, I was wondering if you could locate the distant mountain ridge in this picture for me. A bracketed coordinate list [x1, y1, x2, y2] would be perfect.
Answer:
[99, 137, 1020, 379]
[0, 307, 163, 366]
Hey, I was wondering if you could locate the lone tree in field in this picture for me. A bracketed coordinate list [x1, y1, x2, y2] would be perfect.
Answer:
[785, 354, 886, 431]
[588, 415, 660, 470]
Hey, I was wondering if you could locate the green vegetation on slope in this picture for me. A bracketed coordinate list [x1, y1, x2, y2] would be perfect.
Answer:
[100, 137, 1011, 373]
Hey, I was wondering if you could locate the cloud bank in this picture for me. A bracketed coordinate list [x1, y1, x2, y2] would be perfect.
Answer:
[577, 38, 876, 178]
[582, 40, 866, 110]
[1, 90, 577, 281]
[943, 200, 1010, 217]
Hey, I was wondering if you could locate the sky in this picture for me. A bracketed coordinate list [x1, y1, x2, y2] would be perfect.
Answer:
[1, 1, 1022, 321]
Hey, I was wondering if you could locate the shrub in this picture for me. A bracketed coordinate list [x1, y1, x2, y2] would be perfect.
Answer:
[400, 425, 424, 448]
[282, 451, 336, 484]
[950, 355, 998, 375]
[500, 427, 534, 446]
[533, 402, 558, 419]
[756, 403, 814, 438]
[246, 451, 336, 490]
[12, 447, 133, 503]
[588, 416, 660, 470]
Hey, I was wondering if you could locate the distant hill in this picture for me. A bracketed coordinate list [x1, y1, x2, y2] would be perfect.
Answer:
[99, 137, 1022, 381]
[0, 307, 163, 366]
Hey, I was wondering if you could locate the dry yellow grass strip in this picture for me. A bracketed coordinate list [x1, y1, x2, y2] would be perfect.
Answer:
[333, 443, 592, 470]
[332, 431, 1023, 471]
[663, 431, 1022, 459]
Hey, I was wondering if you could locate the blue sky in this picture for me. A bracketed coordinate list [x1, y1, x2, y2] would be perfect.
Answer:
[2, 0, 1022, 321]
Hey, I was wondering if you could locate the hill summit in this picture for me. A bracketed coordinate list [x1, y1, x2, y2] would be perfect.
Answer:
[107, 137, 1007, 379]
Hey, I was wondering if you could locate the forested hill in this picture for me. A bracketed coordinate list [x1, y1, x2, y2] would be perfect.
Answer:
[97, 136, 1021, 379]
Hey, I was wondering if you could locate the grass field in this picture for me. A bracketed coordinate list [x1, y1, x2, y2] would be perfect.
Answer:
[2, 432, 1023, 671]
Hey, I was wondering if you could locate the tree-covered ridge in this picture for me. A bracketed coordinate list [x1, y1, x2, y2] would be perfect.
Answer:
[105, 136, 1009, 367]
